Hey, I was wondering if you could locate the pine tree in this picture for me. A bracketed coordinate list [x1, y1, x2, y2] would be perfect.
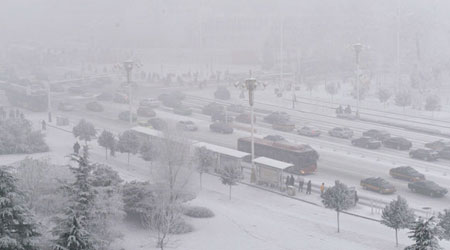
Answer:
[322, 181, 354, 233]
[437, 209, 450, 240]
[220, 164, 241, 200]
[406, 217, 442, 250]
[381, 196, 415, 247]
[54, 216, 92, 250]
[0, 168, 40, 250]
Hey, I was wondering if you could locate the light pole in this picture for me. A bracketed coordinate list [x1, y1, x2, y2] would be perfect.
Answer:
[235, 74, 265, 170]
[353, 43, 362, 117]
[123, 60, 134, 125]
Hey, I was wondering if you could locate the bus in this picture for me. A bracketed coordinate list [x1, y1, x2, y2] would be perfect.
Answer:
[237, 137, 319, 175]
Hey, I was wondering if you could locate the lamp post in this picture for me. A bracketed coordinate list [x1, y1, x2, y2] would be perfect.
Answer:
[123, 60, 134, 125]
[235, 74, 265, 170]
[353, 43, 363, 117]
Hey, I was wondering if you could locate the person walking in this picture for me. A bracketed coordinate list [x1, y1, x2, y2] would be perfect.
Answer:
[73, 141, 80, 154]
[289, 175, 295, 186]
[297, 176, 304, 192]
[320, 183, 325, 196]
[306, 180, 312, 195]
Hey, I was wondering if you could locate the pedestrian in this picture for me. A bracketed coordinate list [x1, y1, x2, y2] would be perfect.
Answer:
[297, 176, 304, 192]
[73, 141, 80, 154]
[354, 191, 359, 204]
[41, 120, 46, 130]
[290, 175, 295, 186]
[320, 183, 325, 195]
[306, 180, 312, 195]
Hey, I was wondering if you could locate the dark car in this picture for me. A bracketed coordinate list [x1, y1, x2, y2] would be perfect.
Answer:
[113, 92, 129, 104]
[235, 113, 255, 124]
[118, 111, 137, 122]
[86, 101, 104, 112]
[408, 180, 448, 197]
[264, 135, 286, 142]
[383, 137, 412, 150]
[362, 129, 391, 141]
[202, 102, 225, 116]
[227, 104, 245, 113]
[272, 120, 295, 132]
[425, 140, 450, 151]
[173, 106, 193, 116]
[328, 127, 353, 139]
[438, 147, 450, 160]
[137, 106, 156, 117]
[263, 111, 290, 124]
[409, 148, 439, 161]
[58, 102, 75, 112]
[96, 92, 113, 102]
[160, 95, 182, 108]
[351, 137, 382, 149]
[176, 121, 198, 131]
[214, 86, 231, 100]
[360, 177, 396, 194]
[211, 111, 233, 123]
[148, 118, 168, 131]
[389, 166, 425, 182]
[297, 126, 321, 137]
[210, 122, 233, 134]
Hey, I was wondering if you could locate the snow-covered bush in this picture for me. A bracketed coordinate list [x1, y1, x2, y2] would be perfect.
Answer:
[122, 181, 155, 226]
[183, 206, 215, 218]
[0, 117, 49, 154]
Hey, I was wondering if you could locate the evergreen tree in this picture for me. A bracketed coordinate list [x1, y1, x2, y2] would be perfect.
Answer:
[437, 209, 450, 240]
[0, 168, 40, 250]
[406, 217, 442, 250]
[219, 164, 241, 200]
[97, 130, 116, 160]
[54, 216, 92, 250]
[117, 130, 140, 165]
[381, 196, 415, 247]
[321, 181, 354, 233]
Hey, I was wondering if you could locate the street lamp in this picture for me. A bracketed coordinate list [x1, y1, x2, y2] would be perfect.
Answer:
[235, 74, 265, 170]
[123, 60, 134, 125]
[353, 43, 363, 117]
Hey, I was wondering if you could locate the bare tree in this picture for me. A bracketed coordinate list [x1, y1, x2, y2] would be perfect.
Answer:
[195, 146, 216, 189]
[325, 82, 339, 103]
[377, 88, 392, 109]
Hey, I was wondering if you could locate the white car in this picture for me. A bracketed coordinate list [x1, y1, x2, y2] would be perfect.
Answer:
[139, 98, 160, 108]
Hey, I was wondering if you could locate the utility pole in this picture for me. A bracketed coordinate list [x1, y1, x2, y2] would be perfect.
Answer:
[280, 18, 284, 99]
[353, 43, 362, 117]
[123, 60, 134, 125]
[396, 0, 401, 91]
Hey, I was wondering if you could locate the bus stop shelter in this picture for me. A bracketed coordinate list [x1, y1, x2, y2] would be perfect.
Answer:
[193, 142, 249, 172]
[254, 157, 293, 190]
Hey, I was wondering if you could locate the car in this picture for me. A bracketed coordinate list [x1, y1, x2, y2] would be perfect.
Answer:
[409, 148, 439, 161]
[210, 122, 233, 134]
[147, 118, 167, 131]
[162, 97, 182, 108]
[297, 126, 321, 137]
[382, 137, 412, 150]
[113, 92, 129, 104]
[86, 101, 104, 112]
[438, 147, 450, 160]
[211, 111, 233, 123]
[176, 121, 198, 131]
[408, 180, 448, 197]
[139, 98, 160, 108]
[263, 111, 290, 124]
[202, 102, 225, 116]
[96, 92, 113, 102]
[58, 102, 75, 112]
[272, 120, 295, 132]
[389, 166, 425, 182]
[328, 127, 353, 139]
[264, 135, 286, 142]
[362, 129, 391, 141]
[360, 177, 396, 194]
[351, 137, 382, 149]
[173, 106, 193, 116]
[214, 86, 231, 100]
[425, 140, 450, 151]
[227, 104, 245, 113]
[137, 106, 156, 117]
[235, 113, 255, 124]
[118, 111, 137, 122]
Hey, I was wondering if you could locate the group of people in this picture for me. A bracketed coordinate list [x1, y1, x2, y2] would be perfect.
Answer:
[335, 105, 352, 115]
[285, 175, 312, 195]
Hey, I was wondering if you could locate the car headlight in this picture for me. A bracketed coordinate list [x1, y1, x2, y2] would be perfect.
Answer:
[300, 170, 305, 174]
